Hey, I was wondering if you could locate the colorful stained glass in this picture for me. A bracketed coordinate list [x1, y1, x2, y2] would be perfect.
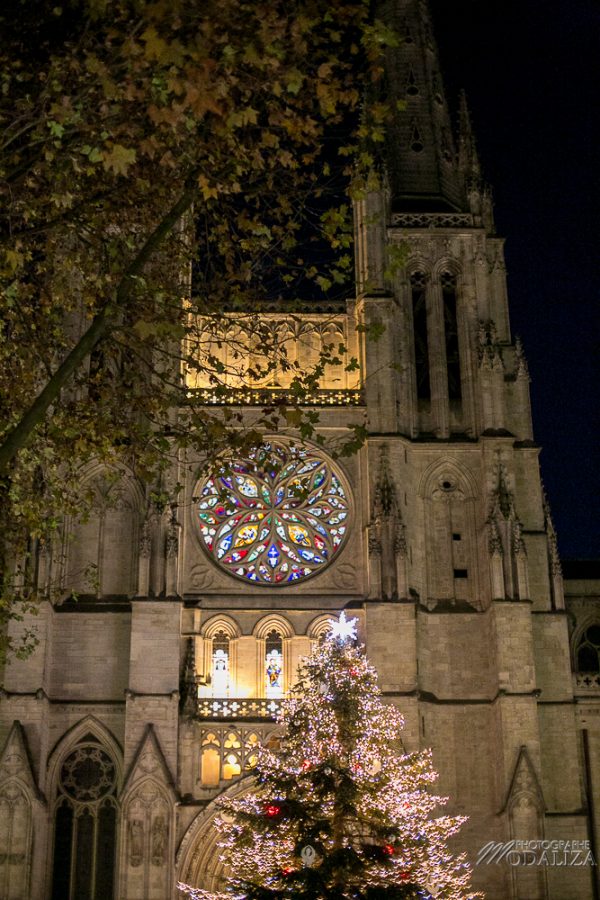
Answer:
[289, 524, 310, 546]
[197, 440, 350, 586]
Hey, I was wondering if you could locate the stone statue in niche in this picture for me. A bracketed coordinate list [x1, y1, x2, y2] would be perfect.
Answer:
[151, 815, 167, 866]
[129, 818, 144, 867]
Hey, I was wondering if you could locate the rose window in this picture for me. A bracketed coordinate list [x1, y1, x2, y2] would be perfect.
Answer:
[59, 746, 117, 802]
[197, 441, 350, 585]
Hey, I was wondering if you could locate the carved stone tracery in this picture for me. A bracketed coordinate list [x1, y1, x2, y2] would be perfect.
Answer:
[369, 447, 408, 599]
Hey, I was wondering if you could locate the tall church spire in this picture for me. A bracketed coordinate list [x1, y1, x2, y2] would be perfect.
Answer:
[458, 90, 481, 185]
[378, 0, 465, 212]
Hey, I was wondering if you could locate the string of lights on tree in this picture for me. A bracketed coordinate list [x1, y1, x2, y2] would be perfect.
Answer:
[178, 612, 482, 899]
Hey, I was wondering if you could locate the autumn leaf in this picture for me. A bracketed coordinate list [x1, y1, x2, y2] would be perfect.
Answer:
[197, 174, 219, 200]
[102, 144, 137, 176]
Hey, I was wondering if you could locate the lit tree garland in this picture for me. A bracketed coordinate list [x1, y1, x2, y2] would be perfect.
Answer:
[179, 614, 483, 899]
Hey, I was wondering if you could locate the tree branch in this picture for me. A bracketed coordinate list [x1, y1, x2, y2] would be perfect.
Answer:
[0, 177, 199, 474]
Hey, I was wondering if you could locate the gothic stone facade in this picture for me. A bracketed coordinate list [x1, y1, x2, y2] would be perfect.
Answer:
[1, 1, 599, 898]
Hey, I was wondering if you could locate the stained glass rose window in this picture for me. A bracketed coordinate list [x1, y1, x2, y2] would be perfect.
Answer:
[197, 441, 350, 585]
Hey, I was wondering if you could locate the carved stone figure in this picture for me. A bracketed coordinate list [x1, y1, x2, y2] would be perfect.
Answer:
[129, 819, 144, 868]
[151, 816, 167, 866]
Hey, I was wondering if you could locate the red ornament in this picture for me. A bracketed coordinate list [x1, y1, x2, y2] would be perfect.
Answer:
[349, 667, 360, 676]
[264, 802, 281, 818]
[282, 866, 294, 876]
[383, 844, 395, 856]
[399, 871, 410, 882]
[301, 760, 311, 772]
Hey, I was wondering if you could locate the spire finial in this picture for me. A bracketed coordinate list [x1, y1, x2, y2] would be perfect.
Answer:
[458, 90, 481, 180]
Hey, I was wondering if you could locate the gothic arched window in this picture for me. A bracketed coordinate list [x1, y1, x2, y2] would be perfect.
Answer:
[441, 272, 462, 401]
[51, 740, 118, 900]
[200, 733, 221, 787]
[411, 272, 430, 400]
[66, 473, 140, 598]
[211, 630, 230, 697]
[265, 630, 284, 698]
[222, 732, 242, 780]
[421, 463, 480, 610]
[576, 625, 600, 674]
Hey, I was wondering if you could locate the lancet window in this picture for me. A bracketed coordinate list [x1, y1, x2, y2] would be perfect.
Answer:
[411, 272, 430, 400]
[211, 630, 230, 697]
[441, 272, 462, 401]
[265, 630, 284, 698]
[51, 738, 118, 900]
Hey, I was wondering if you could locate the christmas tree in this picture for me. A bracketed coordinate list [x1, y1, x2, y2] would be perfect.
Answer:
[179, 613, 482, 900]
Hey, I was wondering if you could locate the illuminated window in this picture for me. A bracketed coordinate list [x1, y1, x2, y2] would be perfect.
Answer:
[200, 729, 277, 787]
[211, 630, 230, 696]
[265, 630, 284, 698]
[244, 733, 260, 771]
[197, 440, 350, 586]
[200, 733, 221, 787]
[222, 733, 242, 780]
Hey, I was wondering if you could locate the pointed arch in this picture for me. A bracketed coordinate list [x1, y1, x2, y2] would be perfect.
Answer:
[0, 722, 41, 900]
[63, 463, 145, 597]
[46, 715, 123, 791]
[177, 777, 253, 893]
[418, 457, 478, 499]
[571, 617, 600, 677]
[405, 257, 430, 280]
[253, 615, 293, 698]
[197, 616, 242, 699]
[46, 716, 121, 900]
[419, 458, 481, 609]
[0, 782, 33, 899]
[505, 747, 547, 900]
[307, 613, 336, 641]
[505, 745, 545, 814]
[253, 614, 294, 640]
[432, 257, 462, 280]
[120, 774, 174, 899]
[119, 727, 176, 900]
[201, 615, 241, 640]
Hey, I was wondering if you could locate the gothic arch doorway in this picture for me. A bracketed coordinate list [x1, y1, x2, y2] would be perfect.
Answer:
[177, 779, 251, 893]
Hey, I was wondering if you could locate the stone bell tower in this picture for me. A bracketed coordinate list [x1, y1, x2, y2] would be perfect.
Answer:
[0, 2, 598, 899]
[352, 1, 597, 898]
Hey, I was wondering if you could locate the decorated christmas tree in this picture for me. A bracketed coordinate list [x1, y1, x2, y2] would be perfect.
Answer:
[179, 613, 482, 900]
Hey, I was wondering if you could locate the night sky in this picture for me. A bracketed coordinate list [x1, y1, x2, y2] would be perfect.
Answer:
[430, 0, 600, 560]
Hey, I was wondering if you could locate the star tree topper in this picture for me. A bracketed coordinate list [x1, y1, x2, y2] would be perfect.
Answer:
[329, 611, 358, 643]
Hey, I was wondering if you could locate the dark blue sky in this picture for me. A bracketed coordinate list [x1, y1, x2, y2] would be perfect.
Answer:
[430, 0, 600, 559]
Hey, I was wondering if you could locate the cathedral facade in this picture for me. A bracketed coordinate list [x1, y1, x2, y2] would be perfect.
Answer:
[1, 1, 599, 899]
